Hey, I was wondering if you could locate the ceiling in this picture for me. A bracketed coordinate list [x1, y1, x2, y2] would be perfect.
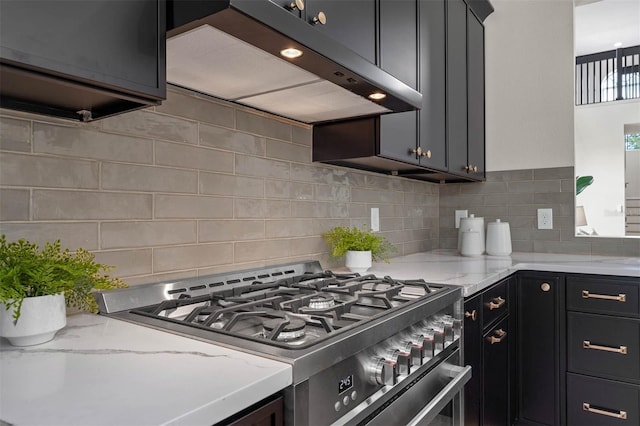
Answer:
[574, 0, 640, 56]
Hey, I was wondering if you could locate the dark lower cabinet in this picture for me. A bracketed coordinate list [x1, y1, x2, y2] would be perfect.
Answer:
[463, 276, 515, 426]
[565, 273, 640, 426]
[517, 272, 565, 426]
[223, 395, 283, 426]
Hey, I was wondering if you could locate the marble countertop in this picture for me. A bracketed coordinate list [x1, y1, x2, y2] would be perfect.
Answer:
[365, 250, 640, 296]
[0, 314, 292, 426]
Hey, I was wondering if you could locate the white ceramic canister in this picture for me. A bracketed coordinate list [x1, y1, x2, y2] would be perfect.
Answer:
[486, 219, 512, 256]
[458, 214, 485, 254]
[460, 229, 483, 257]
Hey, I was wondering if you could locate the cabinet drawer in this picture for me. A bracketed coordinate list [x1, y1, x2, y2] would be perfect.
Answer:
[567, 312, 640, 383]
[482, 278, 508, 329]
[567, 373, 639, 425]
[567, 275, 639, 317]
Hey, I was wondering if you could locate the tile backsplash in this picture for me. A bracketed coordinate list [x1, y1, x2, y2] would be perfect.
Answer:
[0, 87, 637, 285]
[0, 87, 439, 284]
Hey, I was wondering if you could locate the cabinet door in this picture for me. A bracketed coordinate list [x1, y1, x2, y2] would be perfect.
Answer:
[518, 273, 565, 426]
[483, 316, 510, 426]
[379, 0, 419, 165]
[418, 0, 447, 171]
[464, 294, 483, 426]
[305, 0, 376, 63]
[467, 9, 485, 179]
[446, 0, 468, 176]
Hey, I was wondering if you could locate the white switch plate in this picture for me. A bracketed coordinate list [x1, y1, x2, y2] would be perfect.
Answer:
[537, 208, 553, 229]
[455, 210, 468, 229]
[371, 208, 380, 232]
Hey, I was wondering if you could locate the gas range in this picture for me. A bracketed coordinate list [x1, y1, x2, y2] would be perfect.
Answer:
[95, 261, 467, 425]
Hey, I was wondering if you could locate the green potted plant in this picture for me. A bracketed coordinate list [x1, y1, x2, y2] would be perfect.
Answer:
[321, 226, 395, 273]
[0, 235, 127, 346]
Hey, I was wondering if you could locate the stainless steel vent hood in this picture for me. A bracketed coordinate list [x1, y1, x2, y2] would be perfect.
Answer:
[166, 0, 422, 124]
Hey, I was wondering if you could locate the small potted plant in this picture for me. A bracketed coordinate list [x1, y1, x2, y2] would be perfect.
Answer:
[321, 226, 395, 273]
[0, 235, 127, 346]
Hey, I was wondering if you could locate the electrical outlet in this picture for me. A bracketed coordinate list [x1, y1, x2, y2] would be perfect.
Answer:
[371, 208, 380, 232]
[455, 210, 468, 229]
[537, 208, 553, 229]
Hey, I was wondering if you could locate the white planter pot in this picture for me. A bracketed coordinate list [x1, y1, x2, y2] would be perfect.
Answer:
[345, 250, 372, 273]
[0, 293, 66, 346]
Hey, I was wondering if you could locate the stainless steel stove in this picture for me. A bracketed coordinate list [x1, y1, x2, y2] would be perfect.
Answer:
[95, 261, 468, 425]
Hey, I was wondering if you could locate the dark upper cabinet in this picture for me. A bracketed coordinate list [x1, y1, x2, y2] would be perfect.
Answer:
[313, 0, 492, 183]
[517, 272, 566, 426]
[379, 0, 419, 166]
[304, 0, 377, 63]
[446, 0, 469, 177]
[467, 9, 486, 179]
[418, 0, 447, 172]
[0, 0, 166, 122]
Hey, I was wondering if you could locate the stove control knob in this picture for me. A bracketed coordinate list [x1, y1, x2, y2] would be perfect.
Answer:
[368, 357, 396, 386]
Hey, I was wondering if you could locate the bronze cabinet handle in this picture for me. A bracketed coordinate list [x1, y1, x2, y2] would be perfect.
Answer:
[486, 296, 505, 310]
[486, 329, 507, 344]
[583, 340, 628, 354]
[311, 11, 326, 25]
[582, 290, 626, 302]
[583, 403, 627, 420]
[464, 310, 477, 321]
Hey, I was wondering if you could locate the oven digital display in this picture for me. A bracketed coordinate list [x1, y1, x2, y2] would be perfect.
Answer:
[338, 375, 354, 394]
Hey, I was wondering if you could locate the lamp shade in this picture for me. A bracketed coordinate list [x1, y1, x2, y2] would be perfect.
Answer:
[576, 205, 588, 226]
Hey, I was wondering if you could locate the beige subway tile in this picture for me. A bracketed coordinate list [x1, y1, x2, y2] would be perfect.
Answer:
[234, 199, 290, 218]
[288, 236, 325, 255]
[156, 89, 234, 127]
[265, 219, 316, 238]
[235, 155, 290, 179]
[291, 200, 348, 218]
[33, 123, 153, 163]
[155, 141, 233, 173]
[348, 203, 367, 218]
[0, 189, 29, 220]
[351, 188, 404, 204]
[155, 194, 233, 219]
[533, 167, 573, 180]
[0, 117, 31, 152]
[0, 222, 99, 250]
[315, 184, 349, 201]
[236, 110, 291, 141]
[33, 190, 152, 220]
[266, 139, 310, 163]
[200, 220, 264, 242]
[93, 249, 153, 278]
[101, 221, 196, 249]
[154, 243, 233, 273]
[200, 173, 264, 197]
[265, 180, 313, 200]
[102, 163, 197, 193]
[234, 239, 290, 263]
[0, 152, 98, 188]
[102, 110, 198, 144]
[292, 125, 312, 146]
[200, 124, 265, 156]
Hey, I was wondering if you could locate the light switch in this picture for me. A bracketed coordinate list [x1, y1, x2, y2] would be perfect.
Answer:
[371, 208, 380, 232]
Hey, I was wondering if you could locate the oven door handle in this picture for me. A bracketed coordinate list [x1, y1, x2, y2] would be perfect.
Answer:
[407, 365, 472, 426]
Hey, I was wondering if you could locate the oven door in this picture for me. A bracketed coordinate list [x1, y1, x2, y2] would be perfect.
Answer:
[354, 350, 470, 426]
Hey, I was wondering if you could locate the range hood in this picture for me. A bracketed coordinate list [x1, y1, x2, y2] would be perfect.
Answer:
[166, 0, 422, 124]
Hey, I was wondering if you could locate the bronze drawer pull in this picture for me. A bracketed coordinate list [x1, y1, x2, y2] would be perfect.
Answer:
[582, 290, 626, 302]
[583, 340, 628, 354]
[464, 310, 477, 321]
[583, 403, 627, 420]
[486, 296, 505, 310]
[486, 329, 507, 344]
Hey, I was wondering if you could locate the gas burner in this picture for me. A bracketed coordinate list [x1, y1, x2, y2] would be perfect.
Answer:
[308, 294, 335, 310]
[262, 317, 307, 341]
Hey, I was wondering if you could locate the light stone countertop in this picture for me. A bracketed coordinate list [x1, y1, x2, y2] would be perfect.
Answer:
[364, 250, 640, 296]
[0, 314, 292, 426]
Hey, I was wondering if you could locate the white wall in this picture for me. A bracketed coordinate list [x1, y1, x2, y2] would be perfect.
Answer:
[575, 99, 640, 236]
[484, 0, 575, 171]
